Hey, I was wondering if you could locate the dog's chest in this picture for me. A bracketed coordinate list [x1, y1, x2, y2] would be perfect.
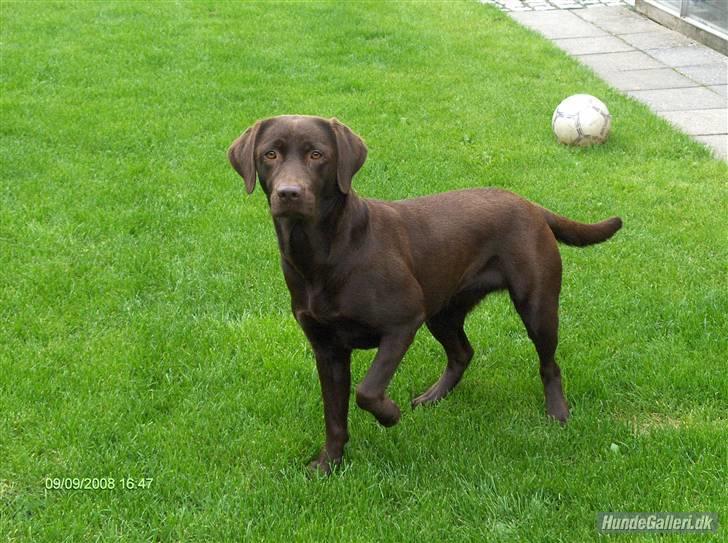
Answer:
[300, 284, 338, 321]
[295, 285, 380, 349]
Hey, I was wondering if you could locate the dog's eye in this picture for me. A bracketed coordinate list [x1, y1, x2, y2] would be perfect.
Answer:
[264, 150, 277, 160]
[310, 150, 323, 160]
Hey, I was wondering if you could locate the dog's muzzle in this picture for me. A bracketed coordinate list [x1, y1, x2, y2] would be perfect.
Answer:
[271, 184, 313, 218]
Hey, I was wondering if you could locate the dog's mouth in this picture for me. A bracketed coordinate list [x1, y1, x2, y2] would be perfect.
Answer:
[271, 201, 314, 220]
[272, 208, 306, 220]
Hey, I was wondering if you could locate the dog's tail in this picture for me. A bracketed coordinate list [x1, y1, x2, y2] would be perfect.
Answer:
[541, 208, 622, 247]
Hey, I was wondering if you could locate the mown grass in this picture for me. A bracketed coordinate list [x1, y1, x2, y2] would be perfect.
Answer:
[1, 1, 726, 541]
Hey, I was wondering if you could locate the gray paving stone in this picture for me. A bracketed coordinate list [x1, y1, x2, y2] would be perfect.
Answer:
[489, 0, 634, 9]
[577, 50, 664, 72]
[574, 5, 636, 19]
[675, 64, 728, 87]
[709, 85, 727, 97]
[646, 46, 726, 68]
[553, 35, 633, 54]
[617, 30, 695, 50]
[509, 10, 608, 38]
[575, 6, 662, 34]
[627, 87, 727, 111]
[593, 16, 663, 35]
[693, 135, 728, 160]
[597, 67, 699, 90]
[658, 109, 728, 135]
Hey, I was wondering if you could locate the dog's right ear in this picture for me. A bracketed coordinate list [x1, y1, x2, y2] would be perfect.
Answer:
[228, 122, 261, 194]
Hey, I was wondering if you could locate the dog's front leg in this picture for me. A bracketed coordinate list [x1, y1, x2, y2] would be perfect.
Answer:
[355, 329, 417, 427]
[308, 344, 352, 475]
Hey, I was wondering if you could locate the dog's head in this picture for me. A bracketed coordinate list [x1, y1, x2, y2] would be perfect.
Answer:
[228, 115, 367, 221]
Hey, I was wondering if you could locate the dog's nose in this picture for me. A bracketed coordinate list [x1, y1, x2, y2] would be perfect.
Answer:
[276, 185, 302, 201]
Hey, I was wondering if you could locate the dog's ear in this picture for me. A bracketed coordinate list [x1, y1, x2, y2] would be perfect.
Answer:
[331, 118, 367, 194]
[228, 122, 261, 194]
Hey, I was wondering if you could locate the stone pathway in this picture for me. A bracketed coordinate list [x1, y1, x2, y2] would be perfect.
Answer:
[481, 0, 633, 11]
[482, 2, 728, 160]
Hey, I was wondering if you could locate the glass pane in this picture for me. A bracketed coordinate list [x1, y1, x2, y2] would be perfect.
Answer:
[651, 0, 683, 13]
[685, 0, 728, 35]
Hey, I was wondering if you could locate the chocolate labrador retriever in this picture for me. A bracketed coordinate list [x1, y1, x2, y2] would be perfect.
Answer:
[228, 115, 622, 474]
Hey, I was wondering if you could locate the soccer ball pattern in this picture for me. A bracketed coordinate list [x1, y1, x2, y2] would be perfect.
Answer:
[552, 94, 611, 147]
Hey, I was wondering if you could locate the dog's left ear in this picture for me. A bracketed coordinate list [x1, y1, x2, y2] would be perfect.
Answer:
[228, 121, 261, 194]
[331, 118, 367, 194]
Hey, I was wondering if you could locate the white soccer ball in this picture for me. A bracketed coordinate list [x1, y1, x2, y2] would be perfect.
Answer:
[552, 94, 611, 147]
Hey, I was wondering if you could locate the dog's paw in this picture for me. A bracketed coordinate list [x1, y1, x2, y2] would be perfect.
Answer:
[356, 389, 401, 427]
[546, 398, 570, 425]
[374, 399, 401, 427]
[411, 386, 447, 408]
[307, 452, 342, 477]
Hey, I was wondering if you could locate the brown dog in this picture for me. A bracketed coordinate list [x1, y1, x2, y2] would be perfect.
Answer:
[228, 115, 622, 474]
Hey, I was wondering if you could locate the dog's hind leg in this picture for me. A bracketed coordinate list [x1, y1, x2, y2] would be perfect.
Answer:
[412, 305, 475, 408]
[508, 254, 570, 423]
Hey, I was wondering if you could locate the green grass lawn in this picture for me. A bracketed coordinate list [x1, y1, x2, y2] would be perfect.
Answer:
[1, 1, 726, 541]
